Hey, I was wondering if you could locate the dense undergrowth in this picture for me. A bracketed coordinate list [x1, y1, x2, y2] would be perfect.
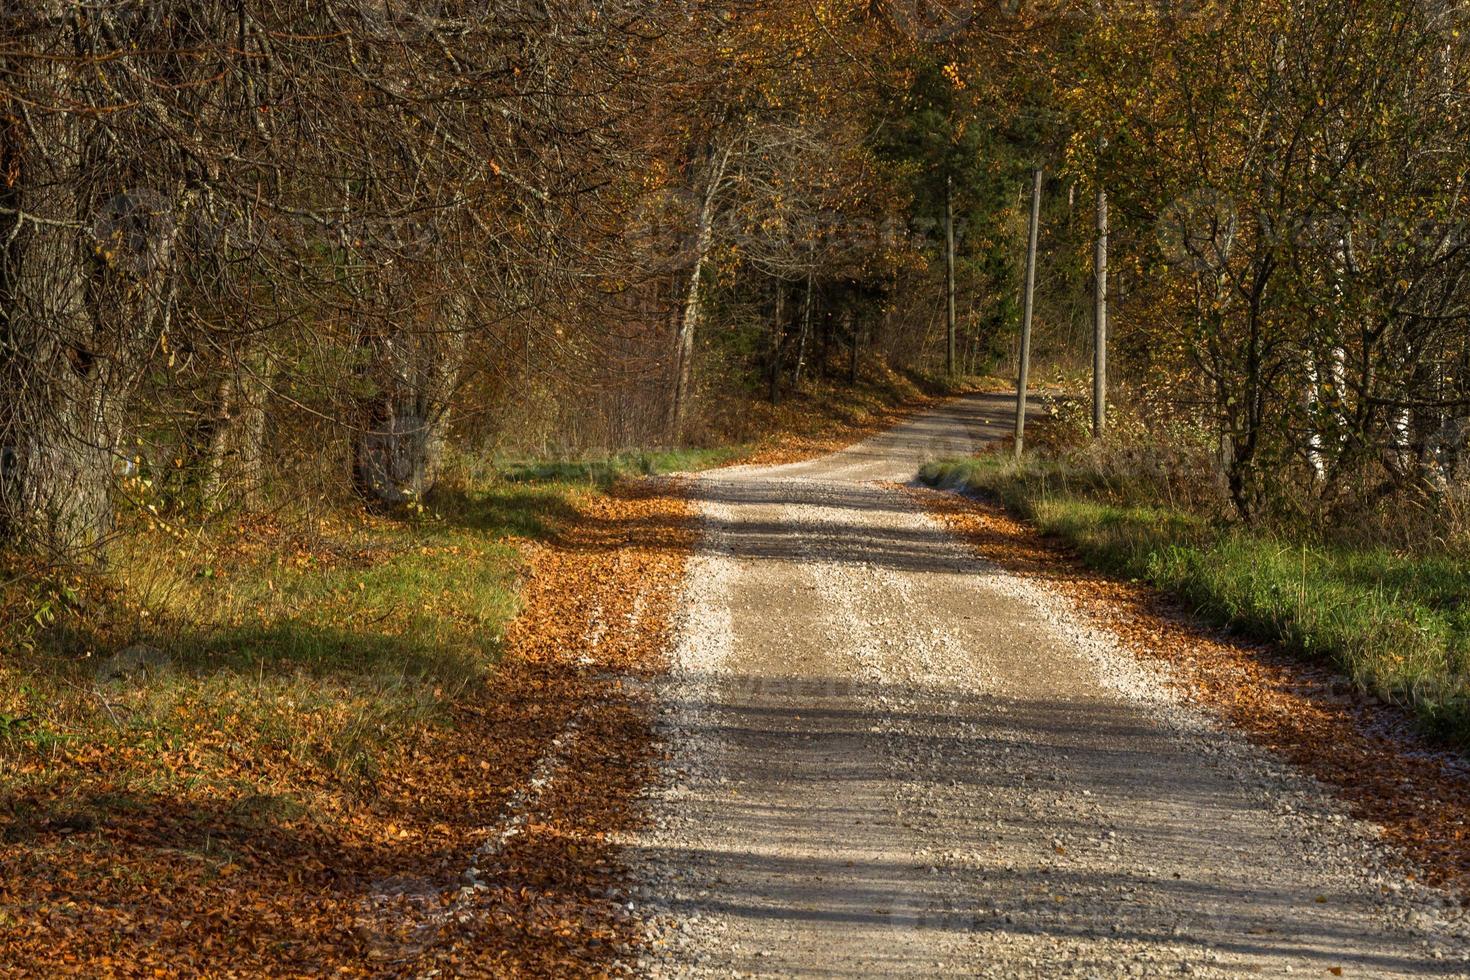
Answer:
[921, 450, 1470, 750]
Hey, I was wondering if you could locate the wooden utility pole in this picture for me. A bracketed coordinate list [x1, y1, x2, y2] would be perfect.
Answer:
[1093, 182, 1109, 439]
[945, 174, 957, 376]
[1015, 167, 1043, 458]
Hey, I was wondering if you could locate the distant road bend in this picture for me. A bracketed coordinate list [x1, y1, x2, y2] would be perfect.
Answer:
[630, 393, 1469, 979]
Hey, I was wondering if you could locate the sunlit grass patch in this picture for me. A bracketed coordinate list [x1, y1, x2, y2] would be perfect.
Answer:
[0, 475, 602, 828]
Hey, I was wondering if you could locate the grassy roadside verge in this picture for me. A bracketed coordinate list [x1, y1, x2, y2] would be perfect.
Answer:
[0, 464, 673, 824]
[920, 455, 1470, 750]
[0, 462, 699, 973]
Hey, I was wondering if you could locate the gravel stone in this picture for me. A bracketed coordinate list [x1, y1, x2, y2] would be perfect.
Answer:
[622, 394, 1470, 978]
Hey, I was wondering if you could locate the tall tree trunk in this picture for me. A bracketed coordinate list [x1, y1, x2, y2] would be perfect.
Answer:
[945, 174, 957, 377]
[793, 269, 815, 386]
[668, 143, 731, 441]
[1, 386, 123, 558]
[353, 300, 467, 505]
[0, 12, 178, 556]
[768, 283, 786, 404]
[669, 247, 707, 440]
[1227, 279, 1272, 522]
[1306, 358, 1325, 479]
[1015, 167, 1042, 457]
[202, 372, 237, 506]
[202, 351, 272, 511]
[1092, 183, 1109, 439]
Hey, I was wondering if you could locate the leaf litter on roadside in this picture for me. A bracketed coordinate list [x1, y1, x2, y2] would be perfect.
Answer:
[0, 480, 695, 977]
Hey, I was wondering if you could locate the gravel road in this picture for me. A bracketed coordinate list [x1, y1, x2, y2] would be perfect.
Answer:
[627, 393, 1470, 978]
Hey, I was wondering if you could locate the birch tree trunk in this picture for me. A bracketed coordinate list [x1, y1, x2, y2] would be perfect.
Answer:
[669, 242, 709, 439]
[793, 269, 815, 386]
[945, 175, 957, 377]
[668, 144, 731, 441]
[1092, 184, 1109, 439]
[1015, 167, 1042, 457]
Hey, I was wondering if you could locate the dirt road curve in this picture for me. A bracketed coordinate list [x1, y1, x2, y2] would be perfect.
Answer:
[628, 393, 1470, 978]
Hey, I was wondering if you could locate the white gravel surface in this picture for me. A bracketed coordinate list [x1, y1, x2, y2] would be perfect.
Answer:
[624, 394, 1470, 978]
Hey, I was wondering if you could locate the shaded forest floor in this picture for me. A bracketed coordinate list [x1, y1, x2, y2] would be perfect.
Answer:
[0, 375, 961, 976]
